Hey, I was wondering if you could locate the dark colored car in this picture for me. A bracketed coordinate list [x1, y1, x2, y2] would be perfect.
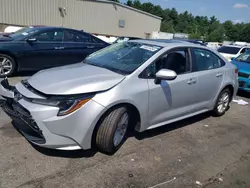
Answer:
[0, 26, 109, 77]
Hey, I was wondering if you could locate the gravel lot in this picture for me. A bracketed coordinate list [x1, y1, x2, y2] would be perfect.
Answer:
[0, 76, 250, 188]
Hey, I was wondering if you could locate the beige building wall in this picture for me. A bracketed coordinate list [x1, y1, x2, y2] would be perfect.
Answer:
[0, 0, 162, 38]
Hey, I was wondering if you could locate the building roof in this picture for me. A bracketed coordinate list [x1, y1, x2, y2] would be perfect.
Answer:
[85, 0, 162, 20]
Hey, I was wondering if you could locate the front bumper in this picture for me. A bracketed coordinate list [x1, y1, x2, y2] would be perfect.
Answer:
[0, 79, 106, 150]
[238, 77, 250, 92]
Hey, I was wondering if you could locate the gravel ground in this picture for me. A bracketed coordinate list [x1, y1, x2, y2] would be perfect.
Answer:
[0, 76, 250, 188]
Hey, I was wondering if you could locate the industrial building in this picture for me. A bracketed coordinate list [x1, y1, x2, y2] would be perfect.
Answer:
[0, 0, 162, 38]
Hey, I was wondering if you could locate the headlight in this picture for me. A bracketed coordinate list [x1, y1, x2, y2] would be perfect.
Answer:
[31, 98, 91, 116]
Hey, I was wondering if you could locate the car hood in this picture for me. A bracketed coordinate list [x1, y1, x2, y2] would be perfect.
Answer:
[27, 63, 125, 95]
[232, 60, 250, 73]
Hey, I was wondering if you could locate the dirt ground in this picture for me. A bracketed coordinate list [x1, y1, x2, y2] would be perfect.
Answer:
[0, 76, 250, 188]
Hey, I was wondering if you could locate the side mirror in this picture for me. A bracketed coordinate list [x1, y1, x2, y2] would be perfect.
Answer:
[155, 69, 177, 84]
[26, 38, 37, 43]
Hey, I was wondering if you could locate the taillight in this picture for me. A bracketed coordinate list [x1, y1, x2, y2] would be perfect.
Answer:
[235, 68, 238, 74]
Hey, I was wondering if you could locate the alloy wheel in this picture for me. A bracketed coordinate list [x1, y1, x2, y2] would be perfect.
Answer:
[0, 57, 13, 76]
[217, 92, 230, 113]
[113, 112, 129, 147]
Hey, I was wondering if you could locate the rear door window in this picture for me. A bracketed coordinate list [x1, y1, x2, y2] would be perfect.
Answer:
[64, 30, 91, 43]
[192, 48, 225, 71]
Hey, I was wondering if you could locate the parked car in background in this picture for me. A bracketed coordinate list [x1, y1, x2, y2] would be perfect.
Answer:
[0, 40, 238, 154]
[206, 42, 222, 50]
[231, 51, 250, 92]
[217, 45, 250, 61]
[113, 36, 141, 43]
[0, 26, 109, 77]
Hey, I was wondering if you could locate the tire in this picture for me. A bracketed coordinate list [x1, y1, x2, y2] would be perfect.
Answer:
[0, 54, 16, 78]
[96, 107, 129, 154]
[212, 88, 232, 116]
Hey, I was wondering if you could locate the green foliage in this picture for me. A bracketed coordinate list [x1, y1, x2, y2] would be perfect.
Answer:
[125, 0, 250, 42]
[189, 33, 201, 40]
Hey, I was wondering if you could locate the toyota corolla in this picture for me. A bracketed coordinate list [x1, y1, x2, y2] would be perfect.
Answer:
[0, 40, 238, 154]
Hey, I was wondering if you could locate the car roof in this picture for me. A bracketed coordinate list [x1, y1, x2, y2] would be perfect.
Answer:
[130, 39, 207, 48]
[28, 26, 84, 32]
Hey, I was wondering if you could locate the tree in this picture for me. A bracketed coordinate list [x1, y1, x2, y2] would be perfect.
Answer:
[189, 33, 201, 40]
[126, 0, 132, 6]
[223, 21, 238, 41]
[125, 0, 250, 42]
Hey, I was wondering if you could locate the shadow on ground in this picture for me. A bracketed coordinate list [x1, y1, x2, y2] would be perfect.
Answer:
[11, 71, 38, 77]
[237, 91, 250, 99]
[21, 112, 211, 158]
[133, 112, 211, 140]
[32, 145, 98, 158]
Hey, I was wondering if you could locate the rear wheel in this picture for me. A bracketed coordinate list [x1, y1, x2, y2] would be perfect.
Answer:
[212, 88, 231, 116]
[0, 54, 16, 77]
[95, 107, 129, 154]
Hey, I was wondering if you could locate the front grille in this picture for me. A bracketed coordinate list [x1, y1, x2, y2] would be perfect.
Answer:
[239, 80, 246, 87]
[238, 72, 250, 78]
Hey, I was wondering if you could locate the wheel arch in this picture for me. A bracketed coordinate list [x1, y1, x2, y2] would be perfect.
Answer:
[221, 84, 234, 101]
[91, 102, 141, 147]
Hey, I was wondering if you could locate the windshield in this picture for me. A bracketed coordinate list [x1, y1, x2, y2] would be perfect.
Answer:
[84, 42, 162, 75]
[114, 37, 130, 43]
[9, 27, 39, 39]
[217, 46, 241, 55]
[235, 52, 250, 63]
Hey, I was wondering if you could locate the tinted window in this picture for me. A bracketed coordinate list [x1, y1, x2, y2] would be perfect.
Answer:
[64, 30, 90, 42]
[33, 30, 63, 42]
[217, 46, 241, 54]
[84, 42, 162, 75]
[89, 35, 106, 44]
[193, 48, 225, 71]
[142, 49, 189, 77]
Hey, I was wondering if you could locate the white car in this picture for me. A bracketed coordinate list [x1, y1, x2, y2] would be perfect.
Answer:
[218, 45, 250, 61]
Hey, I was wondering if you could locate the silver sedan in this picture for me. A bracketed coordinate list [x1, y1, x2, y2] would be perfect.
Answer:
[0, 40, 238, 154]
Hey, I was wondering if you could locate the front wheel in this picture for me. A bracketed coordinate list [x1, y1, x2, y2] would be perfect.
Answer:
[212, 88, 231, 116]
[0, 54, 16, 77]
[95, 107, 129, 154]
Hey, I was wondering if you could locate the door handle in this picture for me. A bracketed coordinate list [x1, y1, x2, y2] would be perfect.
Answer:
[187, 78, 196, 84]
[216, 73, 223, 77]
[54, 47, 64, 50]
[87, 46, 95, 49]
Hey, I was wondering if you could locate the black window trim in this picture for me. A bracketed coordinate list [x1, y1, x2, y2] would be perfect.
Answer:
[138, 47, 193, 79]
[190, 47, 226, 72]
